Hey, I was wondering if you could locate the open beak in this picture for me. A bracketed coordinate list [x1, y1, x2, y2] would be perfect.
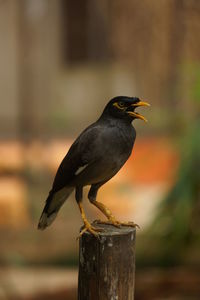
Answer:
[127, 100, 150, 122]
[131, 101, 150, 108]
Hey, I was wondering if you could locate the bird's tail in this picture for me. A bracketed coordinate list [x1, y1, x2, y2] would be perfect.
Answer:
[38, 186, 74, 230]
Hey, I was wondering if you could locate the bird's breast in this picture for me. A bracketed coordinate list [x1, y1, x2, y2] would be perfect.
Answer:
[98, 125, 135, 170]
[103, 125, 135, 155]
[73, 122, 136, 186]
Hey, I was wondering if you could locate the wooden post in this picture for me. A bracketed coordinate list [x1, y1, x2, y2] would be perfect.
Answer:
[78, 223, 136, 300]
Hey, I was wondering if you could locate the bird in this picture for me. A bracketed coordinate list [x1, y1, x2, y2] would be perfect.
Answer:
[38, 96, 150, 237]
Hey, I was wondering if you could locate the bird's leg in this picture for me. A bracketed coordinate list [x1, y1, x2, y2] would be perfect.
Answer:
[88, 184, 120, 226]
[92, 201, 139, 228]
[88, 184, 139, 228]
[76, 187, 103, 238]
[91, 200, 120, 226]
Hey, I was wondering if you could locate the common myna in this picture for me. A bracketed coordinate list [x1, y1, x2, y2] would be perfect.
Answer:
[38, 96, 150, 236]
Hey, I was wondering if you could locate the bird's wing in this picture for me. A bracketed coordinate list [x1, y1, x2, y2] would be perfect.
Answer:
[51, 123, 101, 193]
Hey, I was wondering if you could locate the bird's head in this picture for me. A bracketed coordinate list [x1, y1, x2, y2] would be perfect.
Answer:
[102, 96, 150, 122]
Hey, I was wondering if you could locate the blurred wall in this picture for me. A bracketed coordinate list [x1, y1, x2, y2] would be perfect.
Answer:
[0, 1, 19, 138]
[0, 0, 199, 139]
[0, 0, 61, 140]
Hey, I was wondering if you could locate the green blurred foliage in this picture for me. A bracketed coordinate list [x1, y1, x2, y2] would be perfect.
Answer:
[137, 121, 200, 267]
[137, 65, 200, 267]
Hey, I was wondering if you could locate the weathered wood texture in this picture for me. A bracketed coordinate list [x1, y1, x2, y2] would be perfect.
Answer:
[78, 223, 136, 300]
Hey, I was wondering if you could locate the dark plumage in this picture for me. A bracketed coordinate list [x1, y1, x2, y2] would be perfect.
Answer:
[38, 96, 150, 236]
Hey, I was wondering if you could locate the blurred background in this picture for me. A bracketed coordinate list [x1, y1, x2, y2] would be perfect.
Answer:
[0, 0, 200, 299]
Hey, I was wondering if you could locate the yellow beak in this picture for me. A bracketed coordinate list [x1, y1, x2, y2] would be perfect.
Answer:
[131, 101, 150, 107]
[127, 100, 150, 122]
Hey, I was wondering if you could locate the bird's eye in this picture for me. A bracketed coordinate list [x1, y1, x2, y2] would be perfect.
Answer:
[118, 102, 125, 107]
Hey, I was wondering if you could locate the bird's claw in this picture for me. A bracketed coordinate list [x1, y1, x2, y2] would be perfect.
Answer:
[94, 219, 121, 228]
[77, 223, 104, 240]
[120, 221, 140, 229]
[94, 219, 140, 229]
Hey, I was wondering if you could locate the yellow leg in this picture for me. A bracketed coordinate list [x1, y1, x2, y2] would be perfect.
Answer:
[91, 200, 118, 224]
[92, 200, 139, 228]
[77, 202, 103, 238]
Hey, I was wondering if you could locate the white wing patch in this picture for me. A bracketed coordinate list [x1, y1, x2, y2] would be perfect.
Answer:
[75, 164, 89, 175]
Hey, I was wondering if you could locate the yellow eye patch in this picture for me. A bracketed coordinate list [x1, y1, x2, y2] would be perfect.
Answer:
[113, 102, 125, 110]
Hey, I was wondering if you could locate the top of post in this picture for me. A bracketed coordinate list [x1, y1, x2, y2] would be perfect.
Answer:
[81, 222, 136, 239]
